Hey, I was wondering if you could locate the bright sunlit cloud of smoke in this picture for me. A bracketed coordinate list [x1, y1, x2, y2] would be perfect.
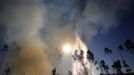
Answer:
[72, 36, 92, 75]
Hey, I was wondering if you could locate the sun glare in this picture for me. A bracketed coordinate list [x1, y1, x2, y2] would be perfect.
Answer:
[62, 44, 72, 54]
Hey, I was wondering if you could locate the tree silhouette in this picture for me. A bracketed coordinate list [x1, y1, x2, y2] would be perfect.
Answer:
[104, 48, 114, 63]
[100, 60, 109, 75]
[118, 44, 130, 73]
[122, 59, 131, 73]
[72, 49, 88, 75]
[118, 45, 124, 51]
[72, 50, 79, 61]
[2, 64, 12, 75]
[87, 50, 95, 62]
[118, 45, 124, 59]
[72, 49, 84, 64]
[0, 44, 9, 75]
[104, 48, 112, 54]
[96, 58, 103, 74]
[0, 44, 8, 52]
[112, 62, 116, 74]
[79, 49, 84, 62]
[5, 67, 11, 75]
[94, 60, 98, 65]
[112, 60, 122, 74]
[124, 39, 134, 54]
[52, 68, 56, 75]
[98, 40, 134, 75]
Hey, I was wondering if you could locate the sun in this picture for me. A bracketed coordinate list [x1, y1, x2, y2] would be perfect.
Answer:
[62, 43, 72, 54]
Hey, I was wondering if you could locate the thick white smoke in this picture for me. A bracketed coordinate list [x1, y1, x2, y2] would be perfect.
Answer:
[0, 0, 76, 75]
[0, 0, 52, 75]
[72, 36, 92, 75]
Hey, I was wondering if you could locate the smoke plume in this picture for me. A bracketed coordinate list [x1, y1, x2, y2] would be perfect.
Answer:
[0, 0, 132, 75]
[0, 0, 53, 75]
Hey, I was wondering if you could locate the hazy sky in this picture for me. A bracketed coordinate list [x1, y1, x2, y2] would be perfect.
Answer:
[0, 0, 134, 75]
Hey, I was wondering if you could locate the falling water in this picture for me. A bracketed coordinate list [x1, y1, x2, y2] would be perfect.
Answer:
[72, 36, 92, 75]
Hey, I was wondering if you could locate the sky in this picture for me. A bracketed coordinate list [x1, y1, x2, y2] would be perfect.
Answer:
[0, 0, 134, 75]
[89, 9, 134, 74]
